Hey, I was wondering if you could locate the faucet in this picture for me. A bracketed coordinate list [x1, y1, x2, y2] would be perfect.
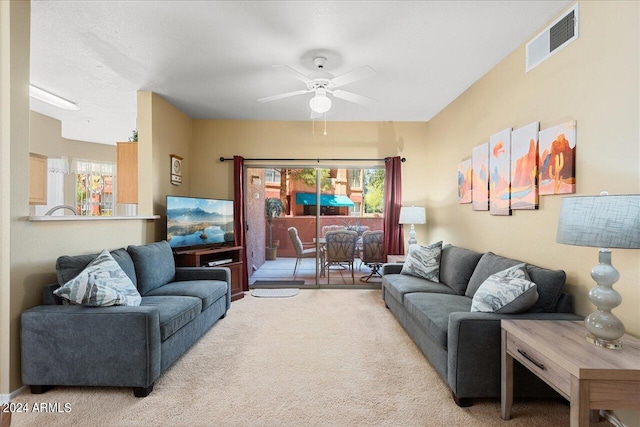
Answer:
[44, 205, 78, 216]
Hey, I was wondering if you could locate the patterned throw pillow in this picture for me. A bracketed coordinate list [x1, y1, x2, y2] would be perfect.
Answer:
[400, 241, 443, 282]
[54, 249, 142, 307]
[470, 263, 538, 314]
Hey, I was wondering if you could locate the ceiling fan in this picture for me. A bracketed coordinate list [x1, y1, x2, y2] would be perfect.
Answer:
[258, 57, 377, 118]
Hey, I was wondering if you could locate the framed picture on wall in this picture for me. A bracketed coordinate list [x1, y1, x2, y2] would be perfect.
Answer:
[457, 159, 472, 204]
[171, 154, 183, 186]
[489, 128, 512, 216]
[510, 122, 539, 209]
[539, 121, 576, 195]
[472, 142, 489, 211]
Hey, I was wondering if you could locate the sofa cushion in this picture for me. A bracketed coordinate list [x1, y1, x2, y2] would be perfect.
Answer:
[465, 252, 566, 313]
[128, 241, 176, 295]
[383, 274, 456, 304]
[401, 241, 443, 282]
[56, 248, 137, 287]
[54, 249, 142, 307]
[439, 245, 483, 295]
[140, 295, 202, 341]
[145, 280, 228, 311]
[470, 264, 538, 313]
[404, 293, 472, 348]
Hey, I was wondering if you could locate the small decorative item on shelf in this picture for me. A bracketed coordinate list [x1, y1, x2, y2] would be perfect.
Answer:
[129, 128, 138, 142]
[170, 154, 183, 186]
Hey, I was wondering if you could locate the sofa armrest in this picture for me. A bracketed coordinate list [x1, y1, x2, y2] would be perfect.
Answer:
[447, 311, 582, 398]
[381, 263, 403, 275]
[21, 305, 162, 389]
[175, 267, 231, 311]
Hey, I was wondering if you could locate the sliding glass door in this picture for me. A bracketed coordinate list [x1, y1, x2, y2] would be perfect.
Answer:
[245, 165, 384, 288]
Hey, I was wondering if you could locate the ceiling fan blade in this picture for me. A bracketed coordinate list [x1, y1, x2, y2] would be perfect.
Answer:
[258, 89, 312, 103]
[330, 65, 377, 87]
[331, 89, 377, 107]
[273, 65, 314, 85]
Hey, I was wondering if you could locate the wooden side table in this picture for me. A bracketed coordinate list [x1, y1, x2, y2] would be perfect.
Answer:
[386, 254, 406, 263]
[501, 320, 640, 426]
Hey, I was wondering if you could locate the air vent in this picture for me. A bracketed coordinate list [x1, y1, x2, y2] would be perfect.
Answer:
[526, 4, 579, 72]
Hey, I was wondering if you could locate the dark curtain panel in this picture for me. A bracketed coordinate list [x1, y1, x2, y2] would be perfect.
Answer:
[233, 156, 249, 291]
[383, 156, 404, 256]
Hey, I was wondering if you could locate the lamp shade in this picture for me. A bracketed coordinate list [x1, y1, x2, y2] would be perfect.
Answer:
[556, 194, 640, 248]
[399, 206, 426, 225]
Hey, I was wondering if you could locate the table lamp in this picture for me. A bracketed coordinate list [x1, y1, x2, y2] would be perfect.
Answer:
[399, 206, 426, 245]
[556, 192, 640, 349]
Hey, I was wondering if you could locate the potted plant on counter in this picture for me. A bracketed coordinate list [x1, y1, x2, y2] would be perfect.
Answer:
[265, 197, 285, 261]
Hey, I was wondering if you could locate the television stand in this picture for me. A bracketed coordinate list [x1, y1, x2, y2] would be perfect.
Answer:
[173, 245, 244, 301]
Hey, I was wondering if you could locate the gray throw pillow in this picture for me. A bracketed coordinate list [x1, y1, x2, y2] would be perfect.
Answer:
[400, 241, 443, 282]
[54, 249, 142, 307]
[470, 263, 538, 313]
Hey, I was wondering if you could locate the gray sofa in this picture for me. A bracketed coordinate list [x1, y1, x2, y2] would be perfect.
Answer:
[21, 241, 231, 397]
[381, 244, 581, 406]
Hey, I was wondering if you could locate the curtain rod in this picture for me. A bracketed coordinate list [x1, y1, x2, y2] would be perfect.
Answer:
[219, 157, 406, 163]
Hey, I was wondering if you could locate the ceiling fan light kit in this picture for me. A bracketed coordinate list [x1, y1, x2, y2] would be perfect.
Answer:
[258, 55, 377, 117]
[309, 89, 332, 114]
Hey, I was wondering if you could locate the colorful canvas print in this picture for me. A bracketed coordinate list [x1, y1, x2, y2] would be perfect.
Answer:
[510, 122, 539, 210]
[489, 128, 512, 216]
[539, 121, 576, 195]
[472, 143, 489, 211]
[457, 159, 472, 204]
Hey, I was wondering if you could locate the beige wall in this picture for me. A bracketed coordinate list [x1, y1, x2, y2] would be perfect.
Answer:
[423, 3, 639, 424]
[191, 120, 425, 199]
[137, 91, 193, 238]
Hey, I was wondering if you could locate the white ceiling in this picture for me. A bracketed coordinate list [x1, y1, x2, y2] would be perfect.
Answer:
[30, 0, 571, 145]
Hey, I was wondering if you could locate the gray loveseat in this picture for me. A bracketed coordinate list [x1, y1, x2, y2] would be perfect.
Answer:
[381, 244, 581, 406]
[21, 241, 230, 397]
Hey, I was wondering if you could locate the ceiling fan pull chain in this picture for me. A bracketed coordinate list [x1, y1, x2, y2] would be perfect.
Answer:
[323, 112, 327, 136]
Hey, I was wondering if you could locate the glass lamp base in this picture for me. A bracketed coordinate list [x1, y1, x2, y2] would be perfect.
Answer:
[586, 333, 622, 350]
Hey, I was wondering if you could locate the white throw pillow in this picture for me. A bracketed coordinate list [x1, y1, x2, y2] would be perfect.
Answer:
[54, 249, 141, 307]
[470, 263, 538, 314]
[400, 241, 443, 282]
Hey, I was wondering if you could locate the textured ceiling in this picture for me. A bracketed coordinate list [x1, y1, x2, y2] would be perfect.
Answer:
[29, 1, 571, 144]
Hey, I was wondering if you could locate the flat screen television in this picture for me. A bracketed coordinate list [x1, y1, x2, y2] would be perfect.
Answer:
[166, 196, 234, 250]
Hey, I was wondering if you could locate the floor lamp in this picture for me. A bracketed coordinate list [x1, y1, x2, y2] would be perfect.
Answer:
[556, 193, 640, 349]
[399, 206, 426, 245]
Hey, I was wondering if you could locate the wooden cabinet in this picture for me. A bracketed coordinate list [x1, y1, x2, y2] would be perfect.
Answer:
[173, 246, 245, 302]
[116, 142, 137, 204]
[29, 153, 47, 205]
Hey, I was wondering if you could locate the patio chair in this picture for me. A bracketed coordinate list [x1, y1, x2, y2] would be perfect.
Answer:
[359, 230, 385, 282]
[324, 230, 358, 284]
[288, 227, 316, 279]
[321, 224, 345, 236]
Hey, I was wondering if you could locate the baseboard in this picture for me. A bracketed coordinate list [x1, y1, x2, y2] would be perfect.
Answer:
[1, 385, 27, 403]
[601, 410, 626, 427]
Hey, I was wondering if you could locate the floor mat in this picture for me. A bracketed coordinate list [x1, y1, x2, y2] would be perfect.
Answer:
[251, 288, 299, 298]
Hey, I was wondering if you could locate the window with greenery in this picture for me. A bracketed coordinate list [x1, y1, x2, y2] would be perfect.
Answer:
[74, 160, 115, 216]
[363, 169, 384, 214]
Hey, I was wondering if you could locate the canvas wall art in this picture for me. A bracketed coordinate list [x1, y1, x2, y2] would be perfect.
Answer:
[489, 128, 512, 216]
[539, 121, 576, 195]
[457, 159, 472, 204]
[472, 143, 489, 211]
[510, 122, 539, 209]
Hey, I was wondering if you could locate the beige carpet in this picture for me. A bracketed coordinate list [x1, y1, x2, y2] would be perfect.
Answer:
[11, 289, 606, 427]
